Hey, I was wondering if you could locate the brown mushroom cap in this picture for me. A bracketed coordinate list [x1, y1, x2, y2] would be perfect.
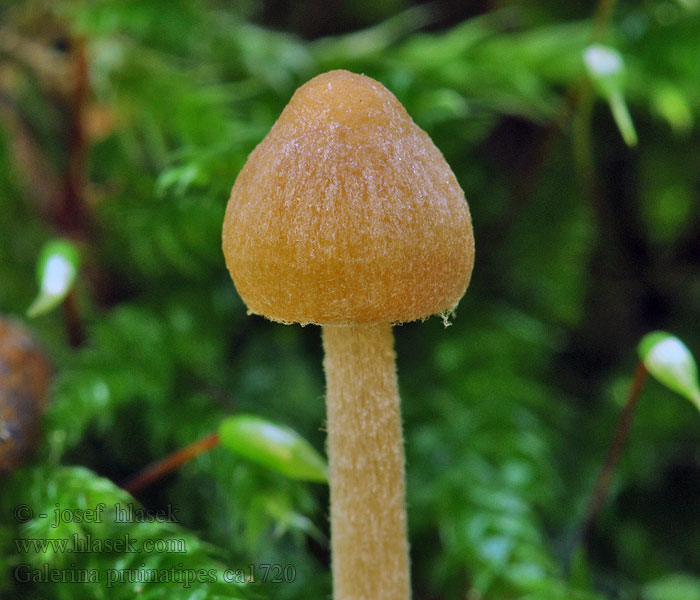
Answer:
[0, 317, 52, 474]
[222, 70, 474, 325]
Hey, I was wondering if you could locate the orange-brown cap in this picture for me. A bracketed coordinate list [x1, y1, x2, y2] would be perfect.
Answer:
[222, 70, 474, 325]
[0, 317, 52, 474]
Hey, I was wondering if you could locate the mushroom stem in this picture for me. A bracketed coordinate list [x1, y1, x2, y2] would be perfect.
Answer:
[322, 322, 410, 600]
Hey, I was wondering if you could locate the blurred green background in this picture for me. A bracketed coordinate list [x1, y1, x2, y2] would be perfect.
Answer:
[1, 0, 699, 598]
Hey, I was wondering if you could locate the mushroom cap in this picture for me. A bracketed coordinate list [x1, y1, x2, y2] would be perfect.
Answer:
[0, 316, 52, 474]
[222, 70, 474, 325]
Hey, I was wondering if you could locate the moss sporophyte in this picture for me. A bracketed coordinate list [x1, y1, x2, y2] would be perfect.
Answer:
[222, 70, 474, 600]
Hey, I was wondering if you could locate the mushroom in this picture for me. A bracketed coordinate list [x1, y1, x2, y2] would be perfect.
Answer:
[222, 70, 474, 600]
[0, 316, 52, 475]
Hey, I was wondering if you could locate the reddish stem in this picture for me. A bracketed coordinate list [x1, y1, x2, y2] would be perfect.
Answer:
[62, 288, 85, 348]
[123, 433, 220, 495]
[591, 0, 618, 43]
[57, 35, 91, 237]
[57, 36, 91, 347]
[503, 0, 619, 221]
[581, 361, 648, 542]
